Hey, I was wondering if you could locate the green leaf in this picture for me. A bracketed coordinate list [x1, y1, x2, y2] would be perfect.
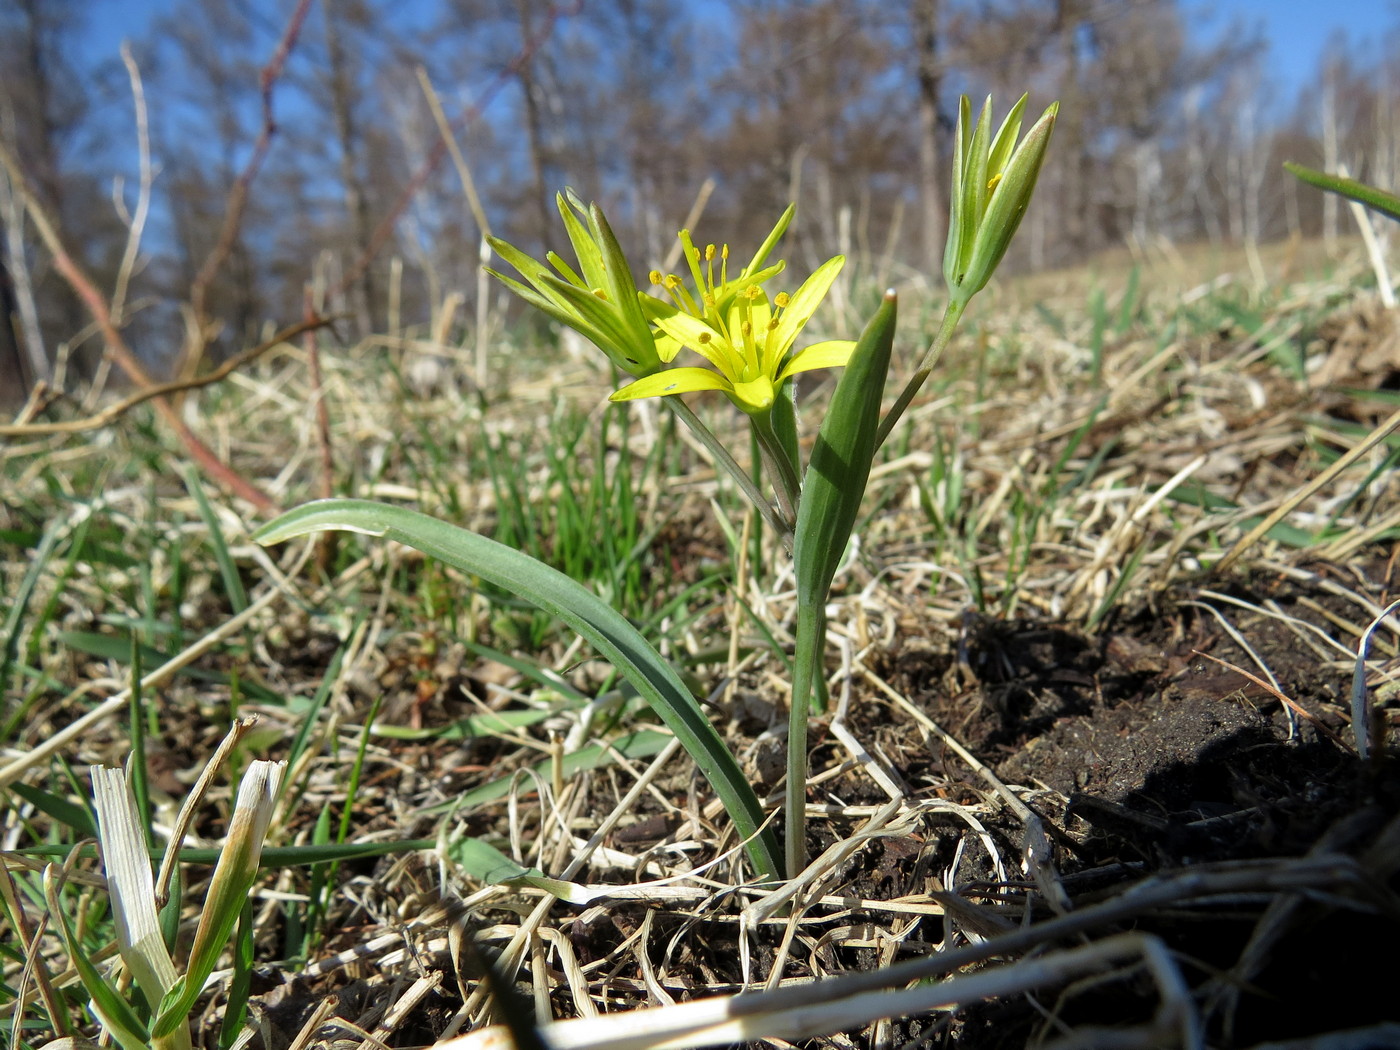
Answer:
[55, 631, 281, 703]
[590, 202, 652, 341]
[44, 872, 153, 1050]
[794, 293, 898, 609]
[433, 729, 672, 813]
[445, 839, 631, 905]
[253, 500, 782, 882]
[786, 292, 897, 878]
[445, 838, 591, 902]
[368, 706, 556, 741]
[1284, 162, 1400, 222]
[9, 781, 97, 836]
[742, 203, 796, 278]
[182, 465, 247, 614]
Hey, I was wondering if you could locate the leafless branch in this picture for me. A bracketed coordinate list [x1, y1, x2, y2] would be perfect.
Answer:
[181, 0, 315, 379]
[0, 317, 328, 438]
[0, 134, 277, 509]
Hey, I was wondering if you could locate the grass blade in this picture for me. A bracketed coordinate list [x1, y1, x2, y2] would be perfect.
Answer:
[252, 499, 782, 882]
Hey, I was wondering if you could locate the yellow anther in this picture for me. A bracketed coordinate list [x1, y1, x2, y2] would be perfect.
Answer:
[988, 173, 1003, 192]
[664, 274, 683, 290]
[703, 293, 716, 307]
[593, 288, 609, 300]
[698, 332, 712, 344]
[767, 318, 779, 331]
[743, 285, 762, 300]
[721, 245, 730, 260]
[774, 292, 791, 308]
[649, 270, 664, 285]
[705, 244, 716, 261]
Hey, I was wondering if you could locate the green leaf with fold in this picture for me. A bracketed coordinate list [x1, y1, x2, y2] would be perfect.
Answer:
[1284, 162, 1400, 223]
[252, 500, 782, 883]
[45, 876, 152, 1050]
[793, 292, 898, 612]
[785, 292, 897, 878]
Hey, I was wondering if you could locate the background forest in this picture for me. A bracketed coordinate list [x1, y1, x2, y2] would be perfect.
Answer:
[0, 0, 1397, 398]
[5, 4, 1400, 1047]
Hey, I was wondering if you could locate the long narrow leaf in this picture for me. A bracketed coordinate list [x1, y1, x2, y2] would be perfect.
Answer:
[787, 292, 898, 877]
[424, 729, 673, 813]
[253, 500, 782, 882]
[44, 867, 152, 1050]
[1284, 162, 1400, 222]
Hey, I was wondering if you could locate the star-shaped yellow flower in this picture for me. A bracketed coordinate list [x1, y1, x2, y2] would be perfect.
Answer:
[611, 255, 854, 415]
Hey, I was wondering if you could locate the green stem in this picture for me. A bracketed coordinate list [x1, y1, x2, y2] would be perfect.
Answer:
[875, 297, 967, 450]
[750, 410, 802, 527]
[786, 598, 824, 879]
[667, 398, 794, 545]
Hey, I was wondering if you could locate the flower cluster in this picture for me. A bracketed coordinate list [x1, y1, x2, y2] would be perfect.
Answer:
[490, 197, 853, 418]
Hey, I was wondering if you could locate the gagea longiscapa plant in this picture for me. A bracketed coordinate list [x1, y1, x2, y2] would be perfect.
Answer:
[255, 93, 1055, 882]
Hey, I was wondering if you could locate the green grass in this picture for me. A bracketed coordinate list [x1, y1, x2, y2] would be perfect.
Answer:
[2, 244, 1397, 1045]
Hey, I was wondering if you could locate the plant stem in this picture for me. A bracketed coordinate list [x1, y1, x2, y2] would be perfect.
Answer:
[667, 399, 795, 546]
[875, 297, 966, 450]
[750, 410, 802, 527]
[786, 598, 824, 879]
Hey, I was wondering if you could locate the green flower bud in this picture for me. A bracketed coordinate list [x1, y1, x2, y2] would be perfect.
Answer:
[944, 95, 1058, 305]
[487, 190, 664, 377]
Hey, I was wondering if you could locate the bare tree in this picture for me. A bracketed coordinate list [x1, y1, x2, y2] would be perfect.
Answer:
[319, 0, 380, 336]
[914, 0, 946, 265]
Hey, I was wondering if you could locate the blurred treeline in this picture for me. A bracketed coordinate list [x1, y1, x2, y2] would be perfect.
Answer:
[0, 0, 1396, 392]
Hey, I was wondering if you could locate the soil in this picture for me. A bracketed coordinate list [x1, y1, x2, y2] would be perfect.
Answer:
[861, 563, 1400, 1048]
[235, 557, 1400, 1050]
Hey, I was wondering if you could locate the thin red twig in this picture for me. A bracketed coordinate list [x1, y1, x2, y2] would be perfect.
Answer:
[186, 0, 316, 354]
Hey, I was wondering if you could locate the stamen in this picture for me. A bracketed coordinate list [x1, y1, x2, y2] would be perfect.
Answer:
[705, 244, 716, 262]
[743, 285, 762, 300]
[697, 332, 712, 344]
[649, 270, 664, 286]
[593, 289, 609, 300]
[988, 173, 1003, 192]
[774, 292, 791, 309]
[664, 274, 683, 290]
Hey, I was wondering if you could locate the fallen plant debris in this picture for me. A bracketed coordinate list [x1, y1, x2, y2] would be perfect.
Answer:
[4, 233, 1399, 1048]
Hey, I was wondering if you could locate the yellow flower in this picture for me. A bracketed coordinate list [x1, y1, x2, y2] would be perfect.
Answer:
[612, 256, 854, 414]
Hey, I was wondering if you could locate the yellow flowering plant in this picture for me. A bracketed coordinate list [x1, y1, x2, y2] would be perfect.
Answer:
[256, 93, 1055, 881]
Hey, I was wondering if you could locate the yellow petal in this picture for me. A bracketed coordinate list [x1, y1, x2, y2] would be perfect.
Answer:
[777, 339, 857, 381]
[651, 312, 740, 378]
[610, 368, 733, 401]
[772, 256, 845, 353]
[731, 374, 775, 413]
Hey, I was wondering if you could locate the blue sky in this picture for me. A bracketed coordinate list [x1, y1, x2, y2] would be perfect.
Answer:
[1189, 0, 1396, 92]
[78, 0, 1398, 105]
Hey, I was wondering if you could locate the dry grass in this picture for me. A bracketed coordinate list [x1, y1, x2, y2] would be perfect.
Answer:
[2, 239, 1398, 1050]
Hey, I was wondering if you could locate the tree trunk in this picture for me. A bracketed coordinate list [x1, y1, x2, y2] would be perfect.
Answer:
[914, 0, 944, 266]
[321, 0, 376, 336]
[0, 252, 30, 407]
[513, 0, 554, 250]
